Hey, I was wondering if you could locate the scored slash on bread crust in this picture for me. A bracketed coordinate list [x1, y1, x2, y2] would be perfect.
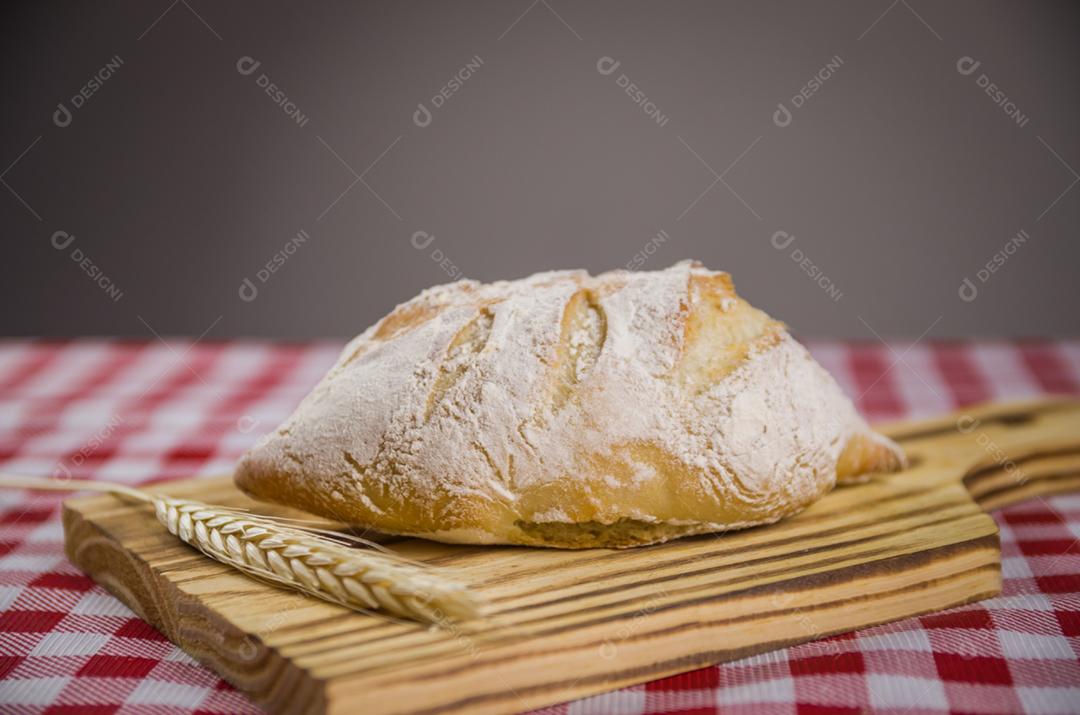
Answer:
[236, 261, 905, 549]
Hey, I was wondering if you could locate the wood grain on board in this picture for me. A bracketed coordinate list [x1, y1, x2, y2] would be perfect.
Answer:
[63, 398, 1080, 715]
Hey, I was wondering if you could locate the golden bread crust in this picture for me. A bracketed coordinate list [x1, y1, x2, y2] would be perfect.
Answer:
[235, 261, 904, 548]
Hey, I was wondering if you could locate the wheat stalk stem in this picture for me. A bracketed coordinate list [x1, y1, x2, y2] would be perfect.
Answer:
[0, 474, 483, 625]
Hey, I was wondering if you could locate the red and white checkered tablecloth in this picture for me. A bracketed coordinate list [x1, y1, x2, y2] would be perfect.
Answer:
[0, 339, 1078, 714]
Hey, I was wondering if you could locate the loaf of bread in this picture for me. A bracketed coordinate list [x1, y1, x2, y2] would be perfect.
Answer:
[236, 261, 904, 548]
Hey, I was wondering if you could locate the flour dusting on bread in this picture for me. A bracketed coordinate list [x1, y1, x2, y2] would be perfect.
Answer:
[237, 261, 904, 548]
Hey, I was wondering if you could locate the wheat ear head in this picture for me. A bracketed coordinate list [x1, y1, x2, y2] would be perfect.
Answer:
[155, 496, 481, 623]
[0, 475, 483, 625]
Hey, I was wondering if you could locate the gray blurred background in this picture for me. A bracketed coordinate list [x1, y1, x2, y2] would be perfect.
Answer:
[3, 0, 1078, 339]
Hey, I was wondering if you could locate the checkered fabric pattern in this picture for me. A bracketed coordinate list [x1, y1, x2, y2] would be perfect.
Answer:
[0, 339, 1078, 714]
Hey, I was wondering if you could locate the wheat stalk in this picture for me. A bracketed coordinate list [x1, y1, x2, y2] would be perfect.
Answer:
[0, 475, 483, 625]
[154, 495, 481, 622]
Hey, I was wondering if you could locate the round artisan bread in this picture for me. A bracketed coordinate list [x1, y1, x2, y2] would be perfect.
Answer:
[235, 261, 904, 548]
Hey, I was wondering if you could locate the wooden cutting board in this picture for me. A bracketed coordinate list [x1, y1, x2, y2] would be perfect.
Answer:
[62, 398, 1080, 715]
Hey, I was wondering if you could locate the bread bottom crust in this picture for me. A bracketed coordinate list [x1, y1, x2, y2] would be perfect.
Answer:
[236, 429, 903, 549]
